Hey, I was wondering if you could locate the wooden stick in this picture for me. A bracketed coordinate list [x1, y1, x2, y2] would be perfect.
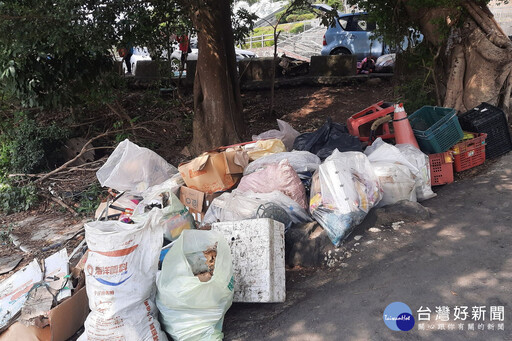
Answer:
[43, 193, 78, 216]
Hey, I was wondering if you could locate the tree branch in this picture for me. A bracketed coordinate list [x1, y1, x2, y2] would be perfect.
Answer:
[42, 193, 78, 216]
[35, 130, 126, 184]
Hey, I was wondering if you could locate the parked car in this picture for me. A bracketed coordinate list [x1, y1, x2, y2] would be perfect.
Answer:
[318, 11, 383, 60]
[313, 4, 420, 61]
[169, 38, 257, 70]
[119, 47, 151, 74]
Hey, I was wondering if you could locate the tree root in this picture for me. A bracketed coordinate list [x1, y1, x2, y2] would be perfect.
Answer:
[444, 44, 465, 110]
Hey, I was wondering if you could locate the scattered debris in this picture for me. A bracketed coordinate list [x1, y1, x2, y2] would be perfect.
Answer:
[368, 227, 381, 233]
[392, 221, 405, 230]
[0, 256, 23, 276]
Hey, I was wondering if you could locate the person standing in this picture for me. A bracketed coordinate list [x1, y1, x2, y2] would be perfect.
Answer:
[123, 44, 134, 74]
[177, 34, 190, 70]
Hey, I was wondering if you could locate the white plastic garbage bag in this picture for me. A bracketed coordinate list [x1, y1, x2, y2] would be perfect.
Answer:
[396, 144, 436, 201]
[141, 174, 184, 203]
[243, 151, 321, 176]
[156, 230, 234, 341]
[96, 139, 178, 194]
[371, 162, 417, 207]
[151, 193, 196, 241]
[133, 180, 195, 241]
[252, 119, 300, 151]
[81, 220, 167, 341]
[365, 138, 435, 201]
[310, 150, 382, 246]
[202, 190, 312, 228]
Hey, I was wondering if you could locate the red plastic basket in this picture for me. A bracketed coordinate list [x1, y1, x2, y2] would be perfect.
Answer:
[451, 133, 487, 172]
[429, 151, 454, 186]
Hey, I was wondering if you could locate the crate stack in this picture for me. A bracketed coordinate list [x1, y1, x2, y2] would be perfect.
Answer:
[458, 103, 512, 159]
[408, 106, 463, 186]
[408, 104, 502, 186]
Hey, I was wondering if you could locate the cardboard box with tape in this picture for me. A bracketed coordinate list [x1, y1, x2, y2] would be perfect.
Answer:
[179, 186, 222, 223]
[178, 148, 249, 194]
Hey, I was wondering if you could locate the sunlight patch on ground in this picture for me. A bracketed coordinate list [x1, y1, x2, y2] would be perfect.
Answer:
[286, 320, 328, 341]
[288, 88, 334, 119]
[455, 270, 500, 288]
[436, 224, 468, 241]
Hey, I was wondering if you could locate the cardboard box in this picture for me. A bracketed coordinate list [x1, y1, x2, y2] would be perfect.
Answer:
[223, 149, 247, 174]
[0, 286, 89, 341]
[179, 186, 222, 223]
[178, 149, 247, 193]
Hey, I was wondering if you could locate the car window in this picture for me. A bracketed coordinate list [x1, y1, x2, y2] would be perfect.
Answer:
[351, 16, 376, 32]
[358, 19, 368, 31]
[338, 18, 348, 30]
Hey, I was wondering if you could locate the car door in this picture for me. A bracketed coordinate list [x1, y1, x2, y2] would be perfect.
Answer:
[347, 15, 383, 60]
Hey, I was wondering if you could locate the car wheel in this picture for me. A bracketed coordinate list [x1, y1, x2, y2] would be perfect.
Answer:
[331, 48, 351, 56]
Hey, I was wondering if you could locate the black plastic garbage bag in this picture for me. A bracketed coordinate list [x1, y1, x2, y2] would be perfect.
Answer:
[293, 118, 362, 159]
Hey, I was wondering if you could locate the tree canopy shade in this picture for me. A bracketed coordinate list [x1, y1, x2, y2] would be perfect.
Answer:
[0, 0, 120, 108]
[0, 0, 258, 154]
[349, 0, 512, 117]
[0, 0, 206, 108]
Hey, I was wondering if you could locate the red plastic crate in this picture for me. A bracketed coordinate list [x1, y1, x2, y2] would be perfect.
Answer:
[429, 151, 454, 186]
[347, 101, 395, 143]
[451, 133, 487, 172]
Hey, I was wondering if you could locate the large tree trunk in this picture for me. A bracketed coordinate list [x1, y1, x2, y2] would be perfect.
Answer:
[404, 1, 512, 118]
[188, 0, 245, 155]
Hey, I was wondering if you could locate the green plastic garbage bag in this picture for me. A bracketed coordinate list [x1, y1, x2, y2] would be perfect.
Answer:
[156, 230, 234, 341]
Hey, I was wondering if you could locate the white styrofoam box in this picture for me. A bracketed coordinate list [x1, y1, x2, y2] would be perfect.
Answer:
[211, 218, 285, 303]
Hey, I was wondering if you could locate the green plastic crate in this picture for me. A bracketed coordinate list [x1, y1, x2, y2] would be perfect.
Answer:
[408, 106, 464, 154]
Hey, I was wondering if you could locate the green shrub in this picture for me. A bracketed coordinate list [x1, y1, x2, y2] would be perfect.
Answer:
[286, 14, 299, 23]
[0, 112, 69, 174]
[290, 23, 305, 34]
[76, 182, 106, 215]
[0, 223, 14, 243]
[394, 45, 437, 113]
[0, 178, 38, 214]
[297, 13, 315, 21]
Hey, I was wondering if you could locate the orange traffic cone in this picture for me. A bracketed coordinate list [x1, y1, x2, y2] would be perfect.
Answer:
[393, 103, 420, 149]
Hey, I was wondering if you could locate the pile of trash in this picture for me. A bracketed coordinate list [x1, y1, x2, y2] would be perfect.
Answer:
[2, 100, 509, 340]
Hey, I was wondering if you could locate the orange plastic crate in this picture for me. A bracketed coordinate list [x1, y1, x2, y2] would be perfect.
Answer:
[429, 151, 454, 186]
[451, 133, 487, 172]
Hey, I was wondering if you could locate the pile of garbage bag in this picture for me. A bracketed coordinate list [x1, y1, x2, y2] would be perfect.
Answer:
[1, 106, 443, 340]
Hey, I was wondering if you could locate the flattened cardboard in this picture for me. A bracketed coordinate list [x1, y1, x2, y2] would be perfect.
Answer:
[179, 151, 241, 193]
[0, 259, 43, 331]
[0, 287, 89, 341]
[0, 322, 50, 341]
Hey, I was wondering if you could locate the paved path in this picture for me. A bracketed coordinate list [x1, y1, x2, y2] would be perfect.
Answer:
[223, 153, 512, 340]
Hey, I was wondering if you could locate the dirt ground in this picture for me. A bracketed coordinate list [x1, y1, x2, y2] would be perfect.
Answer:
[243, 79, 395, 139]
